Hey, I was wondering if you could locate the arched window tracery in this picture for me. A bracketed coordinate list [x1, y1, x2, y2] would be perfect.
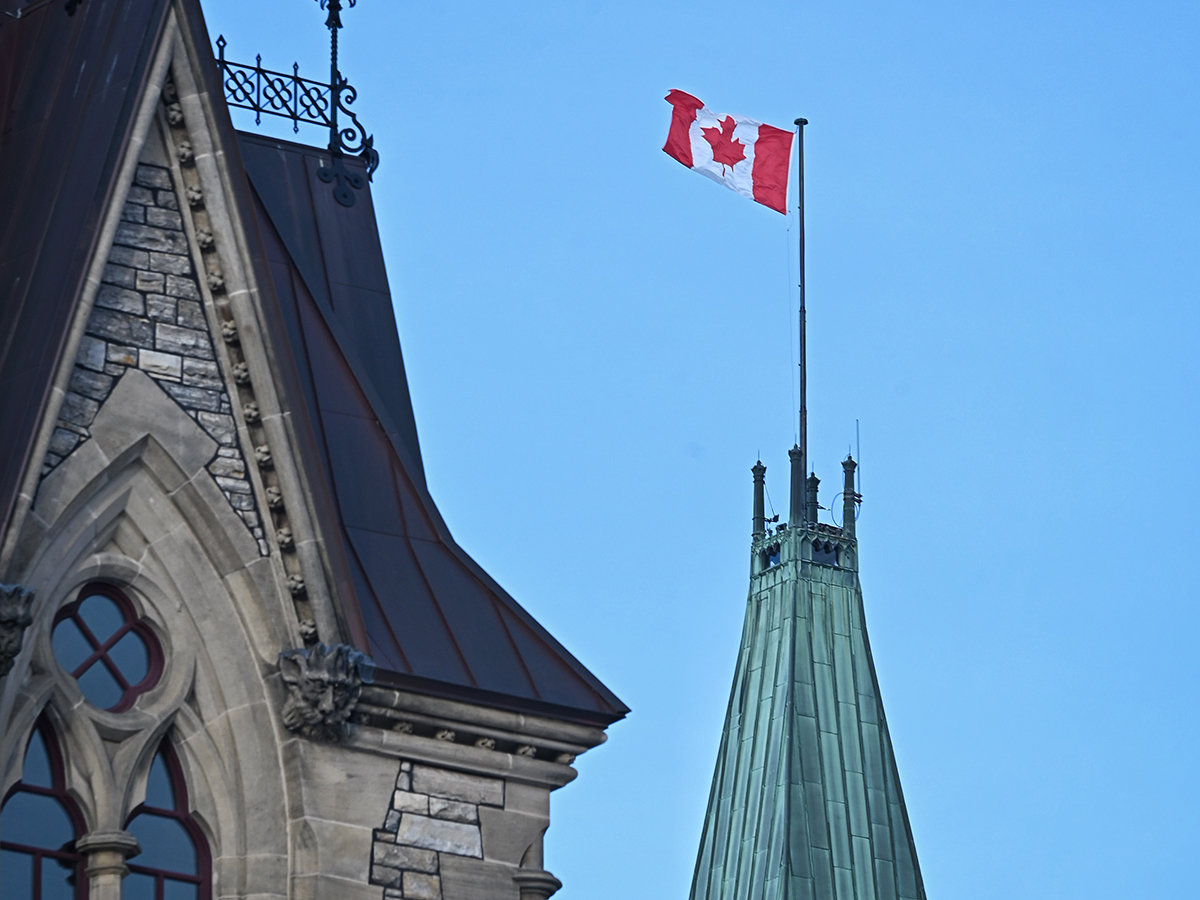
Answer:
[0, 717, 87, 900]
[124, 738, 211, 900]
[51, 583, 163, 713]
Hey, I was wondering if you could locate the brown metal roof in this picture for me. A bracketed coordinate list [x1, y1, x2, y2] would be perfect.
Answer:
[0, 0, 170, 538]
[240, 133, 628, 726]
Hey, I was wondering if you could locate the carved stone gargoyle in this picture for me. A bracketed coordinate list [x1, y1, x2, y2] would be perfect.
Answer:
[0, 584, 36, 677]
[278, 643, 375, 742]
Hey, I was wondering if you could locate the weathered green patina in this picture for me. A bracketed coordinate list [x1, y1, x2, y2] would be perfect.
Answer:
[690, 458, 925, 900]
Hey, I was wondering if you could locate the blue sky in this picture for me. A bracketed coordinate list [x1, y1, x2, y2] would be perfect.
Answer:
[202, 1, 1200, 897]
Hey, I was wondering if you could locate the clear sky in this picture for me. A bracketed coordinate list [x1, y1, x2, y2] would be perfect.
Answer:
[202, 2, 1200, 897]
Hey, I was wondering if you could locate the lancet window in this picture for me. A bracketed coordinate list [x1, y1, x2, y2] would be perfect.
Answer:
[124, 738, 211, 900]
[0, 718, 87, 900]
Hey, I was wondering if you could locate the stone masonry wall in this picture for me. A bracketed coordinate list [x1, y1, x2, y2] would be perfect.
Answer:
[40, 156, 267, 555]
[370, 761, 504, 900]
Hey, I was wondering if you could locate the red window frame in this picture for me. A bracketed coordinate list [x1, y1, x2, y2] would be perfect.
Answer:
[52, 583, 163, 713]
[124, 738, 212, 900]
[0, 717, 88, 900]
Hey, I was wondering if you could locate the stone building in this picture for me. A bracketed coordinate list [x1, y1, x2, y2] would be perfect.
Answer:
[687, 452, 925, 900]
[0, 2, 627, 899]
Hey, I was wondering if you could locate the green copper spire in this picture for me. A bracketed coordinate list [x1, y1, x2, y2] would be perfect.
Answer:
[689, 456, 925, 900]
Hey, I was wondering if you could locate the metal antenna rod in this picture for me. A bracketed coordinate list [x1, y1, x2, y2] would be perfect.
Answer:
[795, 117, 808, 518]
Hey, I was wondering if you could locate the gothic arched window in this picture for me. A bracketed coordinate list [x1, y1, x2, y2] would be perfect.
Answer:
[0, 718, 87, 900]
[51, 584, 163, 713]
[124, 739, 211, 900]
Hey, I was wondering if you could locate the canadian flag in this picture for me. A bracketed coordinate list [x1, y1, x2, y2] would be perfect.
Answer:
[662, 90, 794, 215]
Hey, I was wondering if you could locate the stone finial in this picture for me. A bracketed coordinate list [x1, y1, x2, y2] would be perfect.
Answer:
[751, 461, 766, 539]
[842, 455, 858, 539]
[789, 444, 804, 526]
[0, 584, 35, 677]
[806, 472, 820, 526]
[278, 643, 375, 742]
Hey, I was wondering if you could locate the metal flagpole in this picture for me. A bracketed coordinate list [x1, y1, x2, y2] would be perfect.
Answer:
[795, 117, 808, 520]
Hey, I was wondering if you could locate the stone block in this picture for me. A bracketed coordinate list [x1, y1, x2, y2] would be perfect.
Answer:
[58, 391, 99, 428]
[134, 164, 172, 190]
[182, 358, 222, 389]
[95, 284, 145, 315]
[197, 412, 237, 446]
[392, 791, 429, 815]
[76, 335, 107, 372]
[403, 872, 442, 900]
[121, 202, 144, 223]
[208, 454, 245, 479]
[156, 323, 213, 359]
[105, 343, 138, 367]
[102, 263, 137, 288]
[372, 842, 437, 873]
[136, 270, 165, 293]
[114, 222, 188, 254]
[168, 277, 202, 303]
[146, 207, 183, 230]
[88, 308, 153, 347]
[48, 427, 80, 457]
[384, 810, 401, 832]
[161, 382, 222, 412]
[412, 767, 503, 807]
[146, 294, 176, 322]
[156, 189, 178, 210]
[176, 298, 206, 328]
[214, 475, 253, 495]
[439, 856, 521, 900]
[429, 798, 477, 824]
[370, 864, 402, 889]
[126, 185, 154, 205]
[68, 367, 114, 401]
[108, 246, 149, 269]
[395, 814, 482, 858]
[139, 349, 183, 381]
[148, 251, 191, 275]
[384, 889, 403, 900]
[228, 493, 257, 514]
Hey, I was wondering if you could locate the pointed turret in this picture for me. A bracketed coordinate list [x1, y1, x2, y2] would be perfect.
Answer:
[688, 452, 925, 900]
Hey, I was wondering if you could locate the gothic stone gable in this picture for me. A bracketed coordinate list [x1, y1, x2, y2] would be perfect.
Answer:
[39, 121, 267, 555]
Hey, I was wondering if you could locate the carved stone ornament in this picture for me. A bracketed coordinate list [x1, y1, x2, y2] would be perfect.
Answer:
[278, 643, 375, 742]
[0, 584, 36, 677]
[232, 362, 250, 384]
[186, 185, 204, 208]
[176, 141, 194, 165]
[195, 227, 214, 250]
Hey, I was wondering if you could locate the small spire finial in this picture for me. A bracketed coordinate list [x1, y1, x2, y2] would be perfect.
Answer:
[752, 461, 767, 539]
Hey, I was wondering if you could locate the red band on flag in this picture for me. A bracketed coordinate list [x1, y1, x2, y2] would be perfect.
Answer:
[750, 124, 793, 214]
[662, 90, 704, 168]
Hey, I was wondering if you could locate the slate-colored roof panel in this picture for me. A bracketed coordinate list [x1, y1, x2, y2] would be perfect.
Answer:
[241, 136, 627, 725]
[0, 0, 169, 537]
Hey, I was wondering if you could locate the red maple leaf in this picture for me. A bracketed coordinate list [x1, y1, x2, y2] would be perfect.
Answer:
[701, 116, 746, 170]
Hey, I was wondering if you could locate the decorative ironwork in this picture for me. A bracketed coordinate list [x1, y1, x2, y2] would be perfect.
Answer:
[214, 0, 379, 208]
